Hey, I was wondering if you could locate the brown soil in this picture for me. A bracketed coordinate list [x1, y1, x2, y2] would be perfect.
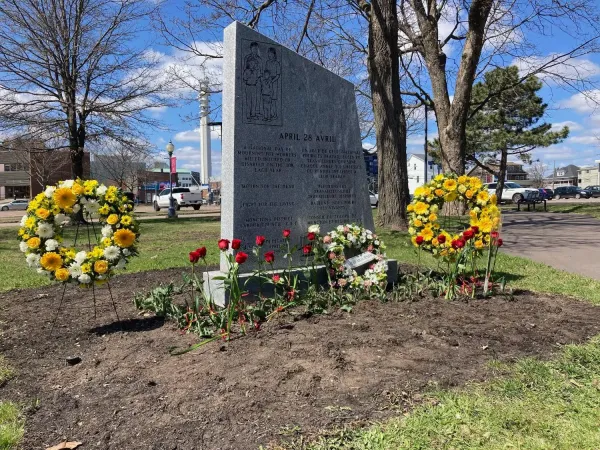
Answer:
[1, 269, 600, 450]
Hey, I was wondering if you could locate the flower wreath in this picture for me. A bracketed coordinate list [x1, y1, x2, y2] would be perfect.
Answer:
[320, 224, 387, 290]
[18, 179, 139, 286]
[407, 174, 501, 260]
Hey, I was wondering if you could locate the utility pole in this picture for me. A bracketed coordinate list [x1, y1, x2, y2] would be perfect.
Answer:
[552, 160, 556, 189]
[199, 79, 212, 187]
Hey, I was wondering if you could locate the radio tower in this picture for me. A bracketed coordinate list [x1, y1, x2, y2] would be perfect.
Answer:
[199, 80, 212, 186]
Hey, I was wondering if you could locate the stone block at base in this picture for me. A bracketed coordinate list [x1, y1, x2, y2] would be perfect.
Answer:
[204, 259, 398, 307]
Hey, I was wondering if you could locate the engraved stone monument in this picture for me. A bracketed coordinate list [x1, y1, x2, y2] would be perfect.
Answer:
[221, 22, 374, 269]
[207, 22, 395, 304]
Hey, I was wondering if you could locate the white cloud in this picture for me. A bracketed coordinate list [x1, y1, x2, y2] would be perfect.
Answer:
[174, 127, 221, 142]
[560, 90, 600, 114]
[568, 135, 599, 145]
[513, 56, 600, 84]
[551, 121, 582, 131]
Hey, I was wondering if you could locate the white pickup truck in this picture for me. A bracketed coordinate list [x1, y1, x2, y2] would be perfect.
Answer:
[153, 188, 203, 211]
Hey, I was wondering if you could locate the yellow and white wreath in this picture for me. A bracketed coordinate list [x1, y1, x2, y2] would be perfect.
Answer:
[407, 174, 501, 261]
[18, 179, 139, 285]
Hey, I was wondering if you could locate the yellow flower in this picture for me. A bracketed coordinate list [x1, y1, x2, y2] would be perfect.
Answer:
[407, 204, 414, 212]
[52, 205, 61, 215]
[444, 191, 458, 202]
[408, 227, 416, 235]
[475, 240, 484, 250]
[90, 247, 104, 258]
[22, 233, 30, 240]
[490, 194, 498, 205]
[421, 227, 434, 241]
[18, 228, 25, 236]
[443, 179, 457, 191]
[432, 238, 439, 247]
[428, 213, 438, 223]
[477, 190, 490, 204]
[81, 263, 91, 274]
[36, 208, 50, 220]
[98, 204, 110, 215]
[414, 186, 425, 197]
[72, 183, 84, 195]
[41, 252, 63, 271]
[106, 214, 119, 225]
[53, 188, 77, 209]
[66, 249, 76, 260]
[434, 174, 444, 181]
[84, 187, 94, 196]
[55, 268, 70, 281]
[479, 217, 493, 233]
[414, 201, 429, 215]
[113, 229, 136, 248]
[465, 189, 474, 199]
[25, 216, 36, 229]
[411, 236, 418, 246]
[470, 177, 483, 189]
[413, 219, 423, 228]
[94, 260, 109, 274]
[120, 215, 132, 226]
[458, 175, 468, 184]
[102, 237, 112, 247]
[27, 237, 41, 249]
[84, 180, 98, 189]
[458, 184, 467, 194]
[435, 189, 444, 197]
[105, 193, 117, 203]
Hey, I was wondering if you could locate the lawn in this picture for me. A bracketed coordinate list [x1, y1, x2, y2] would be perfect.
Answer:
[287, 336, 600, 450]
[0, 357, 22, 450]
[544, 202, 600, 219]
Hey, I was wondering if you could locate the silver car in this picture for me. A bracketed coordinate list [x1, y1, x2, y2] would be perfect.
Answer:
[0, 199, 29, 211]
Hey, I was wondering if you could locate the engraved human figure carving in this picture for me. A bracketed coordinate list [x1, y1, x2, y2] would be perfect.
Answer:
[243, 58, 260, 119]
[264, 47, 281, 120]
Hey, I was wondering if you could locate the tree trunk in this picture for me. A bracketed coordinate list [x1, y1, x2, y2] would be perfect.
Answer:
[367, 0, 409, 230]
[495, 148, 508, 201]
[70, 145, 84, 179]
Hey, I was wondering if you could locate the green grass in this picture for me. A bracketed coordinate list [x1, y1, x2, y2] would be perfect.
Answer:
[545, 202, 600, 219]
[0, 217, 221, 291]
[0, 358, 22, 450]
[285, 337, 600, 450]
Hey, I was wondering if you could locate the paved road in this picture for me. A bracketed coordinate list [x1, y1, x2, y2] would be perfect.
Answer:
[501, 211, 600, 280]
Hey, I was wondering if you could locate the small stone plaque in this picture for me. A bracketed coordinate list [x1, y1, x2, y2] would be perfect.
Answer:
[221, 22, 374, 270]
[344, 252, 377, 270]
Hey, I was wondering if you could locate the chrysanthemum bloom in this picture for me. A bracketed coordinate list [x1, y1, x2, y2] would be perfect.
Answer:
[53, 188, 77, 209]
[41, 252, 63, 271]
[94, 260, 109, 274]
[113, 229, 136, 248]
[55, 268, 70, 281]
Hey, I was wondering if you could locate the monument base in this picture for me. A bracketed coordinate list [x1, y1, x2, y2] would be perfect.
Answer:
[204, 259, 398, 307]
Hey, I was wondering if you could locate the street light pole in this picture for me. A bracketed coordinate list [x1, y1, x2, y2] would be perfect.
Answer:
[166, 140, 177, 219]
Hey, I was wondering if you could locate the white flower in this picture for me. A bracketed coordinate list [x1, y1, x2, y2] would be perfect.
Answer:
[101, 225, 113, 237]
[97, 185, 107, 195]
[19, 241, 29, 253]
[36, 222, 54, 238]
[26, 253, 41, 267]
[75, 251, 88, 265]
[44, 186, 56, 198]
[54, 213, 69, 225]
[122, 249, 130, 256]
[78, 273, 91, 284]
[61, 179, 74, 188]
[337, 225, 344, 232]
[115, 259, 127, 270]
[79, 196, 88, 205]
[73, 204, 81, 213]
[45, 239, 59, 251]
[103, 246, 120, 261]
[68, 263, 82, 278]
[20, 215, 27, 227]
[374, 240, 380, 245]
[308, 224, 320, 234]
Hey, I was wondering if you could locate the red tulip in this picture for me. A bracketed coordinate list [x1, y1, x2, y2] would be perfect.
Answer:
[437, 234, 446, 244]
[218, 239, 230, 251]
[415, 236, 424, 245]
[235, 251, 248, 264]
[282, 229, 291, 238]
[196, 247, 207, 258]
[307, 232, 316, 241]
[463, 229, 474, 240]
[470, 226, 479, 234]
[272, 274, 281, 283]
[302, 244, 312, 255]
[255, 235, 266, 246]
[231, 238, 242, 250]
[496, 238, 503, 247]
[264, 250, 275, 263]
[189, 251, 200, 263]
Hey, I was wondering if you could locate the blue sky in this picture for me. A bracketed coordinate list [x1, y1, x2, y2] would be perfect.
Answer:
[147, 3, 600, 178]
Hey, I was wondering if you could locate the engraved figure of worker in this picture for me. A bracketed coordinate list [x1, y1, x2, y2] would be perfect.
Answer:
[243, 42, 263, 119]
[260, 69, 274, 120]
[243, 58, 260, 119]
[264, 47, 281, 119]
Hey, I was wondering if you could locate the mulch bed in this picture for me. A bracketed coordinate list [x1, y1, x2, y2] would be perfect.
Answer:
[1, 269, 600, 449]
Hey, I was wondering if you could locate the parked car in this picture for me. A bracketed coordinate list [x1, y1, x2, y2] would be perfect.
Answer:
[553, 186, 591, 199]
[484, 182, 538, 203]
[583, 185, 600, 198]
[369, 191, 378, 208]
[153, 188, 203, 211]
[538, 188, 554, 200]
[0, 199, 29, 211]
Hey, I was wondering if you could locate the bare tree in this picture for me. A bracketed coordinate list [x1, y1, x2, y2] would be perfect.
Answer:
[0, 0, 169, 178]
[528, 161, 548, 188]
[90, 140, 155, 192]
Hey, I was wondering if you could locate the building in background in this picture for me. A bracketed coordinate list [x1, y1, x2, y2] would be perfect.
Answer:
[0, 149, 89, 199]
[544, 164, 580, 188]
[363, 147, 378, 192]
[578, 164, 600, 187]
[468, 161, 532, 186]
[407, 153, 442, 194]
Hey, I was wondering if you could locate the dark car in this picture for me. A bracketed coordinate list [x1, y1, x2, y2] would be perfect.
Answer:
[538, 188, 553, 200]
[553, 186, 591, 199]
[583, 185, 600, 198]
